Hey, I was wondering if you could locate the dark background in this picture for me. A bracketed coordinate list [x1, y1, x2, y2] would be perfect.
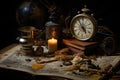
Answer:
[0, 0, 120, 79]
[0, 0, 120, 48]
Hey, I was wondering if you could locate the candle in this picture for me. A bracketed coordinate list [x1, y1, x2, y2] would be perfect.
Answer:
[48, 38, 57, 53]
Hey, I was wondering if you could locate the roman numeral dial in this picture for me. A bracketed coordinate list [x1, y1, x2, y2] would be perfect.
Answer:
[70, 14, 97, 41]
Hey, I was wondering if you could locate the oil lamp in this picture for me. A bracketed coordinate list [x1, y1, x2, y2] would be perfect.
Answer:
[45, 11, 62, 53]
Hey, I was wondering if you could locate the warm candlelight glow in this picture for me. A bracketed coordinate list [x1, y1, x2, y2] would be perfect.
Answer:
[48, 38, 57, 53]
[31, 30, 34, 39]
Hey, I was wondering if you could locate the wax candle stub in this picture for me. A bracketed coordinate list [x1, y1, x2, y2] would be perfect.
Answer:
[48, 38, 57, 53]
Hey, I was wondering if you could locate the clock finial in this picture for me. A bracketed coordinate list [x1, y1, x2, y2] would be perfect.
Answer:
[81, 5, 90, 13]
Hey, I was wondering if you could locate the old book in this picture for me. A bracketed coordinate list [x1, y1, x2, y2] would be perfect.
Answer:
[63, 39, 98, 55]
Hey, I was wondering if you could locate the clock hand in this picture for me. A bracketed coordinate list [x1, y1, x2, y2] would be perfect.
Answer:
[82, 17, 88, 33]
[79, 19, 86, 33]
[81, 26, 86, 33]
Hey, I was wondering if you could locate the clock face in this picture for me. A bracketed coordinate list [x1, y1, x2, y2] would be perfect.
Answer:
[70, 14, 97, 41]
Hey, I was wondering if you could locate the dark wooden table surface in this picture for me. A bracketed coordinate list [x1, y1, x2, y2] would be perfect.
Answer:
[0, 44, 120, 80]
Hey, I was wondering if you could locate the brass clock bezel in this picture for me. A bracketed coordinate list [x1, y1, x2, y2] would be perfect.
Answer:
[70, 13, 97, 41]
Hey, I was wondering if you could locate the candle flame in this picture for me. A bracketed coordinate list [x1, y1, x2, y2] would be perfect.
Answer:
[52, 29, 56, 38]
[52, 38, 54, 40]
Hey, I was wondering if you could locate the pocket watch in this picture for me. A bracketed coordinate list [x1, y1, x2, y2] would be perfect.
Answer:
[70, 5, 97, 41]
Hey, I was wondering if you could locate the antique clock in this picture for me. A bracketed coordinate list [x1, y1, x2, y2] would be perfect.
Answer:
[70, 5, 97, 41]
[65, 5, 116, 56]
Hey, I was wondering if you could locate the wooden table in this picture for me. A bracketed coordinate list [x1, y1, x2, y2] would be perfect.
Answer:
[0, 43, 120, 80]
